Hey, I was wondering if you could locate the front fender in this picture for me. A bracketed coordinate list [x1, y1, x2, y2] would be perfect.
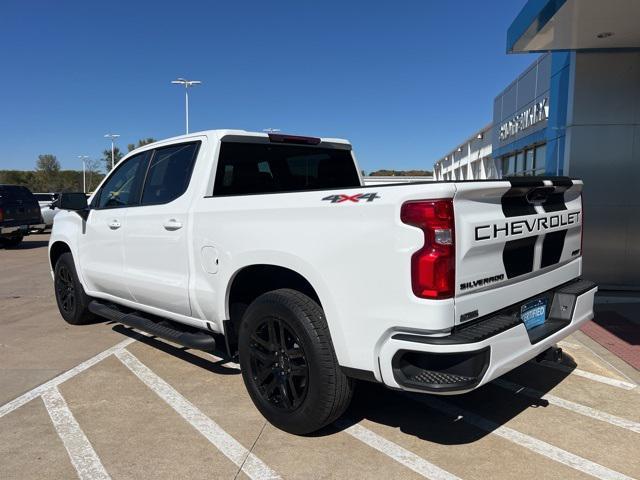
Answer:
[48, 211, 83, 283]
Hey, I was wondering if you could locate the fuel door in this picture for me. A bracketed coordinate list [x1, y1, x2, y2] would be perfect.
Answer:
[201, 246, 219, 274]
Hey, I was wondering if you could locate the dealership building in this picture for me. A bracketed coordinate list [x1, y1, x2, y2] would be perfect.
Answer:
[433, 0, 640, 290]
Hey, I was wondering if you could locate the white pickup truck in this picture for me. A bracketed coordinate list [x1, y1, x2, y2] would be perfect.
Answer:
[49, 130, 596, 434]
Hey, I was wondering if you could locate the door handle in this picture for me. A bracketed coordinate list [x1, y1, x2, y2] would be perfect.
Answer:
[163, 219, 183, 231]
[108, 220, 121, 230]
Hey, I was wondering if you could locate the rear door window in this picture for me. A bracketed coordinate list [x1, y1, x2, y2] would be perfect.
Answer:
[213, 142, 359, 195]
[140, 142, 199, 205]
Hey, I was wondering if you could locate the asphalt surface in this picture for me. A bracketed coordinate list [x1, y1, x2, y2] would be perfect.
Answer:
[1, 234, 639, 480]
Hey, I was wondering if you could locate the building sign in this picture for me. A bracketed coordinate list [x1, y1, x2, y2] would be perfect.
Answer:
[499, 97, 549, 141]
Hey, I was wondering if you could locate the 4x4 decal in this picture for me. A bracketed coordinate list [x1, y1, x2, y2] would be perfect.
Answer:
[322, 192, 380, 203]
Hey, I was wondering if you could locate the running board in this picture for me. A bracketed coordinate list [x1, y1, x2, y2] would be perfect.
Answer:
[88, 301, 216, 351]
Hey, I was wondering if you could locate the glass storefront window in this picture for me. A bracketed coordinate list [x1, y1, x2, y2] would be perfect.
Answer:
[526, 149, 535, 172]
[534, 144, 546, 175]
[500, 143, 547, 178]
[516, 152, 525, 173]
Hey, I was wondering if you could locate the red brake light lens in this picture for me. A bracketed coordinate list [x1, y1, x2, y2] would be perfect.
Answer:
[401, 199, 455, 299]
[0, 207, 3, 222]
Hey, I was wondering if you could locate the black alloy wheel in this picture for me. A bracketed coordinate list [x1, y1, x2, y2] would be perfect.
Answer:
[238, 289, 353, 434]
[55, 263, 76, 315]
[248, 316, 309, 411]
[53, 252, 95, 325]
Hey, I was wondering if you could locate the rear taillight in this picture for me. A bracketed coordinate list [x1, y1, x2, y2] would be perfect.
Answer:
[401, 199, 455, 299]
[0, 207, 3, 222]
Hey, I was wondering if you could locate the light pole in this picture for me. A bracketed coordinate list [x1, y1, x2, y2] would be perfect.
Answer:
[78, 155, 89, 192]
[171, 78, 201, 134]
[104, 133, 120, 170]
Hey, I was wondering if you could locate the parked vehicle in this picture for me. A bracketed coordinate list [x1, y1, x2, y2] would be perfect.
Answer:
[0, 185, 42, 247]
[49, 130, 596, 434]
[33, 192, 60, 231]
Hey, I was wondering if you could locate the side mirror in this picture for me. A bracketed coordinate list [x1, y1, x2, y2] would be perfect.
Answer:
[56, 192, 89, 219]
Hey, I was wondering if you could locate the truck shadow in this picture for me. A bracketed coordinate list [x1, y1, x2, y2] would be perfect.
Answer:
[331, 358, 576, 443]
[2, 239, 49, 250]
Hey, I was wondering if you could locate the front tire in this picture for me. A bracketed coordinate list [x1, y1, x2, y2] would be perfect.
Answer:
[54, 252, 96, 325]
[238, 289, 353, 435]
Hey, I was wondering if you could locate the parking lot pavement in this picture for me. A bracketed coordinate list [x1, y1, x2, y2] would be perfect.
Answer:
[1, 236, 639, 480]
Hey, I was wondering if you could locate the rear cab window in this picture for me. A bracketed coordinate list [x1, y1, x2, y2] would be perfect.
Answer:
[0, 186, 36, 201]
[0, 186, 38, 207]
[212, 140, 360, 196]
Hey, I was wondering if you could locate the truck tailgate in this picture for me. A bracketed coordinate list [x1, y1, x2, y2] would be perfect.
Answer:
[453, 177, 583, 325]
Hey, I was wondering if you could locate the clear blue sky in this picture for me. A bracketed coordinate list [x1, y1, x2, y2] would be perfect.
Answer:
[0, 0, 534, 173]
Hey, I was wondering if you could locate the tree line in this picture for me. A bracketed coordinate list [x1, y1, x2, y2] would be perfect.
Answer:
[368, 169, 433, 177]
[0, 138, 157, 193]
[0, 154, 103, 193]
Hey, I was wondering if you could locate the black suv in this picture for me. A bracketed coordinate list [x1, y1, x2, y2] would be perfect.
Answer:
[0, 185, 42, 247]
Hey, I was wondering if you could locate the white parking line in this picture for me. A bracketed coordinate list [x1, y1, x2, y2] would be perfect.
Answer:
[336, 420, 461, 480]
[494, 378, 640, 434]
[557, 340, 582, 350]
[114, 349, 281, 480]
[42, 387, 111, 480]
[539, 361, 637, 390]
[413, 395, 634, 480]
[158, 341, 460, 479]
[559, 339, 638, 385]
[123, 336, 464, 479]
[0, 338, 136, 419]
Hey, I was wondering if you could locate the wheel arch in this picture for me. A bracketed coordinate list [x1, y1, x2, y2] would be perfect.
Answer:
[49, 241, 72, 270]
[224, 264, 323, 356]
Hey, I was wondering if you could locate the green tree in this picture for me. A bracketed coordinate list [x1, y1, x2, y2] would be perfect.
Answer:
[0, 168, 104, 193]
[0, 170, 36, 189]
[127, 137, 156, 152]
[36, 154, 61, 173]
[35, 154, 61, 191]
[102, 147, 124, 173]
[84, 158, 102, 192]
[369, 169, 433, 177]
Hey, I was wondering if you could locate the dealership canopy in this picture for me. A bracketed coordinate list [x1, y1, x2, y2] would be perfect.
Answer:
[507, 0, 640, 53]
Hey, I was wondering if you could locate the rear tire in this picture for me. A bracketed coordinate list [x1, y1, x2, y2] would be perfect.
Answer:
[54, 252, 96, 325]
[238, 288, 353, 435]
[2, 233, 24, 248]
